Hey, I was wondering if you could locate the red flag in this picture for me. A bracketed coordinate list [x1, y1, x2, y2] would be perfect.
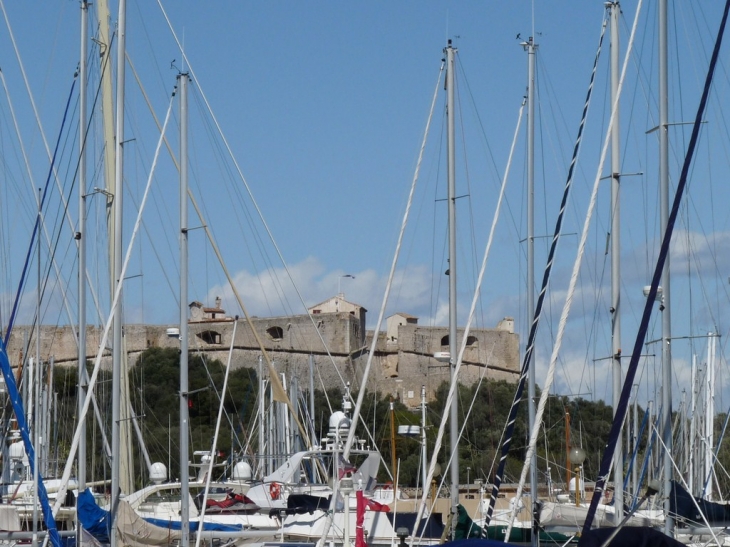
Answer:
[356, 490, 366, 547]
[365, 498, 390, 512]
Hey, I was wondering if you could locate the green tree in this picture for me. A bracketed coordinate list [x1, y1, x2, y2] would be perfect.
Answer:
[50, 357, 659, 494]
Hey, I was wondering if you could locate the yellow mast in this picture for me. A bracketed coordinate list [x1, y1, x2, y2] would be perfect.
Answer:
[95, 0, 133, 495]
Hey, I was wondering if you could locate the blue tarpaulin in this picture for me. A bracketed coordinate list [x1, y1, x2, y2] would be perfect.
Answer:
[77, 486, 243, 542]
[142, 518, 242, 532]
[77, 489, 112, 544]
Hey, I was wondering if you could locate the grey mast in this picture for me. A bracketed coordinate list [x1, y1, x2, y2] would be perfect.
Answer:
[444, 39, 459, 535]
[111, 0, 127, 545]
[609, 0, 624, 522]
[658, 0, 673, 535]
[523, 35, 539, 546]
[178, 71, 191, 547]
[77, 0, 89, 507]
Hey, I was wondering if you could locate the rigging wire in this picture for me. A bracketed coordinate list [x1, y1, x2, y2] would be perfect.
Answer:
[0, 12, 113, 348]
[3, 74, 77, 346]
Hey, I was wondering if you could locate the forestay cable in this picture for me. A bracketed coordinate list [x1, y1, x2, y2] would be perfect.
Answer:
[3, 74, 76, 345]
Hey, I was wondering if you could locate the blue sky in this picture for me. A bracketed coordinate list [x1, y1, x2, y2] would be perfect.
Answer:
[1, 1, 730, 410]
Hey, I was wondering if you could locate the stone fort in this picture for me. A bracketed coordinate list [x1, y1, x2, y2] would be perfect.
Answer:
[5, 295, 520, 408]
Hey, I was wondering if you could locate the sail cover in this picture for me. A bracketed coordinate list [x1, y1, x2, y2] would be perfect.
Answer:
[670, 480, 730, 525]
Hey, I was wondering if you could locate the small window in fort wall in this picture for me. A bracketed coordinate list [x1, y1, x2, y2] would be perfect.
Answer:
[466, 335, 478, 346]
[197, 330, 221, 344]
[267, 326, 284, 340]
[441, 335, 449, 346]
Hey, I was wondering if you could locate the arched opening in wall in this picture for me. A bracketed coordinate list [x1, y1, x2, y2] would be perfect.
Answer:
[440, 335, 449, 346]
[267, 326, 284, 341]
[466, 335, 478, 346]
[197, 330, 221, 345]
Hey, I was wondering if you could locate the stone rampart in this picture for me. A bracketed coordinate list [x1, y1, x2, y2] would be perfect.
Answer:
[5, 313, 519, 408]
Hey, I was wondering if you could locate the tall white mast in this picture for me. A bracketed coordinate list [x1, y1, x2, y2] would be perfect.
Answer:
[704, 333, 716, 500]
[421, 385, 428, 492]
[609, 1, 623, 520]
[658, 0, 673, 535]
[77, 0, 89, 508]
[33, 195, 40, 547]
[524, 36, 538, 545]
[94, 0, 116, 283]
[111, 1, 127, 545]
[178, 70, 191, 547]
[444, 39, 459, 534]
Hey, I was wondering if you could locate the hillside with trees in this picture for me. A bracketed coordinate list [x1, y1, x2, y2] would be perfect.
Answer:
[50, 347, 730, 496]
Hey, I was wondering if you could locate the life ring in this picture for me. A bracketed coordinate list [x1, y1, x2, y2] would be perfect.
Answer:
[270, 482, 281, 500]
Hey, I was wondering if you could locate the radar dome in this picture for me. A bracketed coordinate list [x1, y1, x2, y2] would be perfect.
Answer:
[233, 461, 253, 481]
[8, 441, 24, 460]
[329, 411, 350, 431]
[150, 462, 167, 484]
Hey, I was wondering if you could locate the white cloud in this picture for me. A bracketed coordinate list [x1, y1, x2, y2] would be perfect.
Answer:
[203, 258, 448, 330]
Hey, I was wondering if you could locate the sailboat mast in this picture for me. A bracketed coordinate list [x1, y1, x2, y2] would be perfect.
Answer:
[33, 192, 40, 547]
[179, 70, 191, 547]
[689, 358, 697, 493]
[309, 355, 316, 448]
[524, 36, 538, 545]
[421, 385, 428, 493]
[94, 0, 115, 271]
[609, 1, 623, 520]
[77, 0, 88, 501]
[704, 333, 715, 499]
[633, 385, 638, 496]
[658, 0, 673, 535]
[445, 39, 459, 530]
[111, 0, 127, 543]
[390, 398, 397, 478]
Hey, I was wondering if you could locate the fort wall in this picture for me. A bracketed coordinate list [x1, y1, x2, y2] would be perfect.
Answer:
[5, 313, 519, 408]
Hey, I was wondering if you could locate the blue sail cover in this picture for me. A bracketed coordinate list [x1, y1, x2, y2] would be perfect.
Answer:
[143, 518, 241, 532]
[578, 527, 684, 547]
[78, 489, 111, 544]
[77, 487, 242, 539]
[670, 480, 730, 525]
[0, 338, 61, 547]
